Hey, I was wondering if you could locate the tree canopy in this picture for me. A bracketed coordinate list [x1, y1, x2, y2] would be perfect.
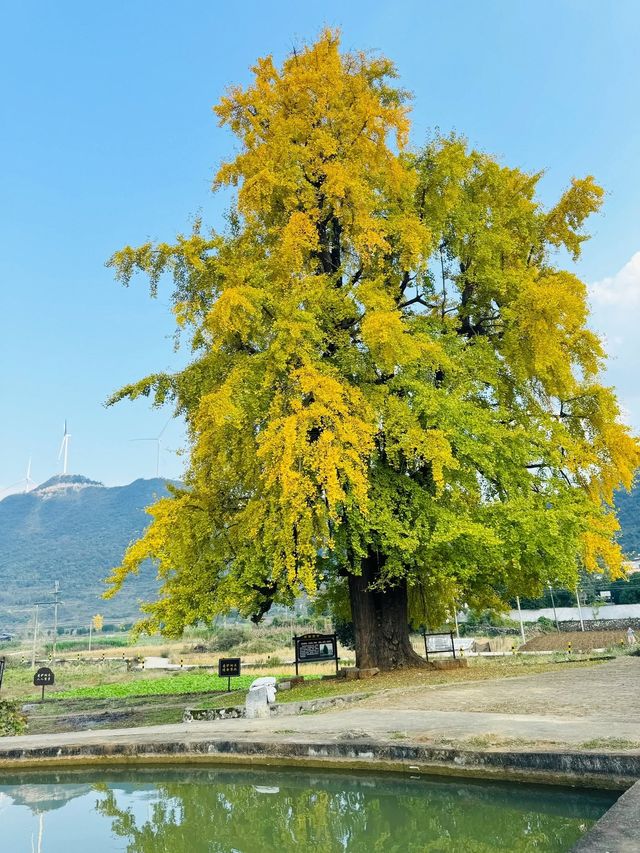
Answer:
[105, 31, 639, 666]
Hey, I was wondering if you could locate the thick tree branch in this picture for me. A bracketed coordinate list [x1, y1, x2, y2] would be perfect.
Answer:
[398, 294, 437, 310]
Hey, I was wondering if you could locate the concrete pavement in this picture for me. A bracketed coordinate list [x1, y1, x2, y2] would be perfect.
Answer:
[2, 702, 640, 754]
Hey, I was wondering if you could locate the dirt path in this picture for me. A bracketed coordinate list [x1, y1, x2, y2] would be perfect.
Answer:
[361, 656, 640, 721]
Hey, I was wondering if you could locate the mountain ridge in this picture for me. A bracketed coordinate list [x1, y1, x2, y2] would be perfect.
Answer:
[0, 475, 173, 631]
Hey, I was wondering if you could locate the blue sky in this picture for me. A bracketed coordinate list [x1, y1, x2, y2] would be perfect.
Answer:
[1, 0, 639, 490]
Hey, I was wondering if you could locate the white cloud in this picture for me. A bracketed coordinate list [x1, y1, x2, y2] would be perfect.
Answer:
[589, 251, 640, 306]
[587, 251, 640, 434]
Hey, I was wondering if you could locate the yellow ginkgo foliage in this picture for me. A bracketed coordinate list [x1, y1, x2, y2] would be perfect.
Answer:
[105, 31, 639, 669]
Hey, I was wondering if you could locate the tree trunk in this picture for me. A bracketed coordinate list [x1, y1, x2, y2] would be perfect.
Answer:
[348, 551, 428, 670]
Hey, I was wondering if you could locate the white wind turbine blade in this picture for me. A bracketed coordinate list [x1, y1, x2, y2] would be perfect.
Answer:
[155, 417, 173, 478]
[158, 416, 172, 439]
[131, 416, 173, 478]
[23, 457, 35, 492]
[0, 479, 28, 495]
[58, 422, 70, 474]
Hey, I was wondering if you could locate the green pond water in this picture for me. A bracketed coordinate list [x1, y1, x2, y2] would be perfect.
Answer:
[0, 766, 615, 852]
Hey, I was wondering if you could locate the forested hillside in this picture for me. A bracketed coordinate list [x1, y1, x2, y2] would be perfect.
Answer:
[0, 475, 169, 631]
[616, 481, 640, 557]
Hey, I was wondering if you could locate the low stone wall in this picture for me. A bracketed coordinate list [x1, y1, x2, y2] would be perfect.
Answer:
[511, 604, 640, 623]
[431, 659, 468, 670]
[184, 692, 367, 723]
[184, 706, 245, 722]
[558, 618, 640, 633]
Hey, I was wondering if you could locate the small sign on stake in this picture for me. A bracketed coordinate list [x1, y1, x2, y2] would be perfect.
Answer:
[218, 657, 241, 691]
[34, 666, 54, 701]
[0, 657, 5, 691]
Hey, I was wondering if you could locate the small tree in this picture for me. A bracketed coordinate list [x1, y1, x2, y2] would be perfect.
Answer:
[106, 31, 638, 669]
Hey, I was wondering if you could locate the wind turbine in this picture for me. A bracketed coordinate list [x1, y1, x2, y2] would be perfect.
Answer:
[23, 458, 35, 491]
[0, 457, 36, 495]
[0, 458, 36, 497]
[58, 421, 71, 475]
[131, 417, 171, 478]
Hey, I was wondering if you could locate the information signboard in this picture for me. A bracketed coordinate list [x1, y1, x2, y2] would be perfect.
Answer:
[422, 631, 456, 661]
[218, 657, 241, 690]
[294, 633, 339, 676]
[33, 666, 55, 701]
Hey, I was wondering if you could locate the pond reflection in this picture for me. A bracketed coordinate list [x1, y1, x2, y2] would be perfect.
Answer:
[0, 767, 615, 852]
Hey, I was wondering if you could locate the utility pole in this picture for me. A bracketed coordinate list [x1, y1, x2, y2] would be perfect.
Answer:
[52, 581, 60, 657]
[31, 604, 39, 669]
[516, 596, 526, 644]
[548, 584, 560, 633]
[575, 586, 585, 632]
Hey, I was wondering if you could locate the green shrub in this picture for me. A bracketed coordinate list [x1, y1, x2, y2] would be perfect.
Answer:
[209, 628, 251, 652]
[455, 609, 519, 637]
[0, 700, 27, 736]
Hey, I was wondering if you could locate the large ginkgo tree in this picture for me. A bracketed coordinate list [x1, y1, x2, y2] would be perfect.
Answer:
[106, 31, 639, 669]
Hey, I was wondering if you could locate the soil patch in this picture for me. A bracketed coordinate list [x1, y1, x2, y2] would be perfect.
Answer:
[522, 630, 630, 652]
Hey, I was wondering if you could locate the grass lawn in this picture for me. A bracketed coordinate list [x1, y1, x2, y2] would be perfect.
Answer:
[1, 651, 617, 737]
[53, 672, 287, 700]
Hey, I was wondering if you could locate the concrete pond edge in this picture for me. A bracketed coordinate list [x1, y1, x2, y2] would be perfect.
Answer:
[0, 735, 638, 789]
[571, 778, 640, 852]
[0, 732, 637, 850]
